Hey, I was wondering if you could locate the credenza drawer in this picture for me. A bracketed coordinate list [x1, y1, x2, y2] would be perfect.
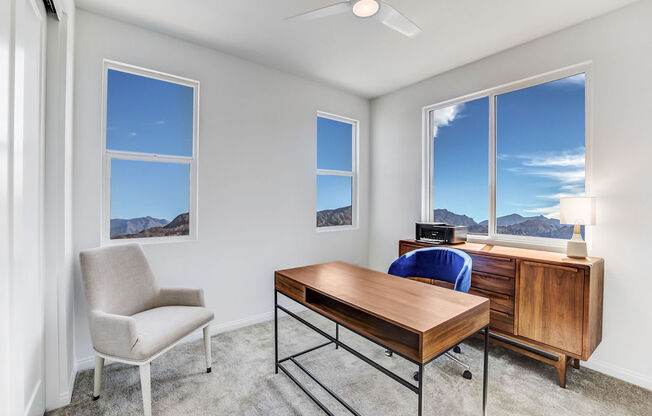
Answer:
[399, 243, 423, 257]
[490, 310, 514, 334]
[471, 272, 514, 296]
[469, 287, 514, 315]
[468, 254, 515, 278]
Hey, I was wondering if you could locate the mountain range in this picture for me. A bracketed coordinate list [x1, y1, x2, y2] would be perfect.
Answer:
[317, 205, 352, 227]
[110, 216, 169, 238]
[111, 212, 189, 239]
[434, 208, 580, 239]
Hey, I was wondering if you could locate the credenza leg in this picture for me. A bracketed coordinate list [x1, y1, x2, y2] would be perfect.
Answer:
[274, 290, 278, 375]
[483, 326, 489, 416]
[572, 358, 580, 370]
[417, 362, 424, 416]
[556, 353, 568, 388]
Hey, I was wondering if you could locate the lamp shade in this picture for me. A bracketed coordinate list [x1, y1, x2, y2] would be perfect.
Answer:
[560, 196, 596, 225]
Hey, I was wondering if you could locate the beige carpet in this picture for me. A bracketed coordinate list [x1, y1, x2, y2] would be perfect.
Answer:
[47, 309, 652, 415]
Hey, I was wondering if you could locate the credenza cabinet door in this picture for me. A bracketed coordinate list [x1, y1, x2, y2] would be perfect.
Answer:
[517, 262, 584, 355]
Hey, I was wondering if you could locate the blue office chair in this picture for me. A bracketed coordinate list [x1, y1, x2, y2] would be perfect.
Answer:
[386, 247, 474, 380]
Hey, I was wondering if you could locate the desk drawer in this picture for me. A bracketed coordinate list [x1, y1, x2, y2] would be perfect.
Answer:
[490, 310, 514, 334]
[469, 254, 515, 278]
[471, 272, 514, 296]
[469, 287, 514, 315]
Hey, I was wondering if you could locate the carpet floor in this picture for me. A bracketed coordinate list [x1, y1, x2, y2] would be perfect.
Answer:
[47, 309, 652, 416]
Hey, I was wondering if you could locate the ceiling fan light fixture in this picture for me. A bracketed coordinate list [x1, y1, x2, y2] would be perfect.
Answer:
[351, 0, 380, 18]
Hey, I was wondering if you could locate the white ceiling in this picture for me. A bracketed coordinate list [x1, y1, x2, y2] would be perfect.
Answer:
[76, 0, 638, 98]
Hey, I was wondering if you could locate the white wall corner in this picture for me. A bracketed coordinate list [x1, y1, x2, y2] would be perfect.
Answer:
[583, 358, 652, 392]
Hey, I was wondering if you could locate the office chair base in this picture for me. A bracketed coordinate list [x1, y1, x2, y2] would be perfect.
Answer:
[92, 395, 100, 401]
[453, 345, 461, 354]
[206, 367, 212, 373]
[384, 350, 393, 357]
[463, 370, 472, 380]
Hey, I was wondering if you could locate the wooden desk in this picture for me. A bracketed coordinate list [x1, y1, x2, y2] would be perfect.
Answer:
[274, 261, 490, 416]
[398, 240, 604, 388]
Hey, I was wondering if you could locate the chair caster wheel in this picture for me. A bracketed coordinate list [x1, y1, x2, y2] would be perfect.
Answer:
[384, 350, 393, 357]
[207, 367, 212, 373]
[413, 371, 419, 382]
[453, 346, 461, 354]
[92, 395, 100, 401]
[463, 370, 472, 380]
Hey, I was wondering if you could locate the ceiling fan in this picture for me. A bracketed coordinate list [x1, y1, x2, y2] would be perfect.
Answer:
[286, 0, 422, 38]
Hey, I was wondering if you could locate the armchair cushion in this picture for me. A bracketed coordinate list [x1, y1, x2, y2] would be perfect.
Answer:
[126, 306, 214, 361]
[90, 311, 139, 359]
[157, 288, 205, 307]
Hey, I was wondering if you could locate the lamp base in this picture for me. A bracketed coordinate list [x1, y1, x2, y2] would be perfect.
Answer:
[566, 239, 588, 259]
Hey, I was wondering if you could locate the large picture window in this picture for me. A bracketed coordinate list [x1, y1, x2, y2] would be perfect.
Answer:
[316, 113, 358, 229]
[425, 66, 588, 244]
[102, 61, 199, 243]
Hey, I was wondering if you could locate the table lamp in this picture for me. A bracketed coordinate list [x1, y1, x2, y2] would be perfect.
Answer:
[560, 196, 596, 258]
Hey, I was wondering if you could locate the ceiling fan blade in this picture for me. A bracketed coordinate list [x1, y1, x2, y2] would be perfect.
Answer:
[285, 2, 351, 21]
[377, 2, 422, 38]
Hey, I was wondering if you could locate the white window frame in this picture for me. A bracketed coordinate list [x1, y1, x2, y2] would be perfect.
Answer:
[422, 62, 592, 251]
[316, 111, 359, 232]
[101, 60, 200, 245]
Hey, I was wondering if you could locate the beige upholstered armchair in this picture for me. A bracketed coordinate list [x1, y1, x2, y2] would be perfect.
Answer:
[79, 244, 214, 416]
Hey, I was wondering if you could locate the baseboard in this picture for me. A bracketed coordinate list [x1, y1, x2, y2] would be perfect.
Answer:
[75, 304, 306, 371]
[24, 380, 42, 416]
[583, 358, 652, 391]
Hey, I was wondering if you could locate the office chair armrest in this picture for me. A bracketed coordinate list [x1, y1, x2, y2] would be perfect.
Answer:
[158, 288, 205, 307]
[90, 310, 139, 357]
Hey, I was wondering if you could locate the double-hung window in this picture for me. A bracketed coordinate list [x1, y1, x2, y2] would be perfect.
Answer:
[316, 112, 358, 229]
[424, 65, 589, 245]
[102, 61, 199, 243]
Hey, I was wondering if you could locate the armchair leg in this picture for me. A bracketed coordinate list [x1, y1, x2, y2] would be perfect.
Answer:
[139, 363, 152, 416]
[93, 355, 104, 400]
[203, 326, 212, 373]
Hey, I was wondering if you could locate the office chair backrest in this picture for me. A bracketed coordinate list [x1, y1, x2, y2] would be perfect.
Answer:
[388, 247, 472, 293]
[80, 243, 160, 316]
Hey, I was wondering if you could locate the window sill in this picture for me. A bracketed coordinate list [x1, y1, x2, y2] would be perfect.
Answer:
[466, 234, 569, 254]
[102, 234, 196, 246]
[316, 225, 358, 233]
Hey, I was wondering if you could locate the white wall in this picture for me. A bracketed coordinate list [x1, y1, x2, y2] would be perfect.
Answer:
[73, 10, 370, 367]
[369, 0, 652, 389]
[44, 0, 77, 409]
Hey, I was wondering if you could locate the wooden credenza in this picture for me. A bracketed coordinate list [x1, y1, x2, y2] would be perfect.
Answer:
[398, 239, 604, 387]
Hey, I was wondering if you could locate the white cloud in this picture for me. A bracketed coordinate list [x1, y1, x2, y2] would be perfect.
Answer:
[528, 168, 585, 184]
[129, 132, 137, 137]
[522, 152, 585, 168]
[550, 73, 585, 88]
[142, 120, 166, 126]
[524, 204, 561, 219]
[431, 103, 463, 137]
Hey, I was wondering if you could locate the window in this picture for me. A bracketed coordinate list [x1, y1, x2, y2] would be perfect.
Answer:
[425, 66, 588, 244]
[431, 97, 489, 235]
[316, 113, 358, 229]
[102, 61, 198, 242]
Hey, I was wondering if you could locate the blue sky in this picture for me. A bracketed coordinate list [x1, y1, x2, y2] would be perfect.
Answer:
[317, 116, 353, 211]
[433, 73, 585, 223]
[107, 69, 193, 221]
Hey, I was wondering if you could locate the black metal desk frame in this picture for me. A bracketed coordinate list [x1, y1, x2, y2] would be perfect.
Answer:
[274, 290, 489, 416]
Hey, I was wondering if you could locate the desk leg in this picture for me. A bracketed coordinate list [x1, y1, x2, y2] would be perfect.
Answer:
[418, 363, 424, 416]
[335, 324, 339, 349]
[274, 290, 278, 374]
[483, 326, 489, 416]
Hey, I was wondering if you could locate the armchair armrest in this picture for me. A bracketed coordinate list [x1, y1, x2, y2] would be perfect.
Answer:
[158, 288, 205, 307]
[89, 310, 139, 357]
